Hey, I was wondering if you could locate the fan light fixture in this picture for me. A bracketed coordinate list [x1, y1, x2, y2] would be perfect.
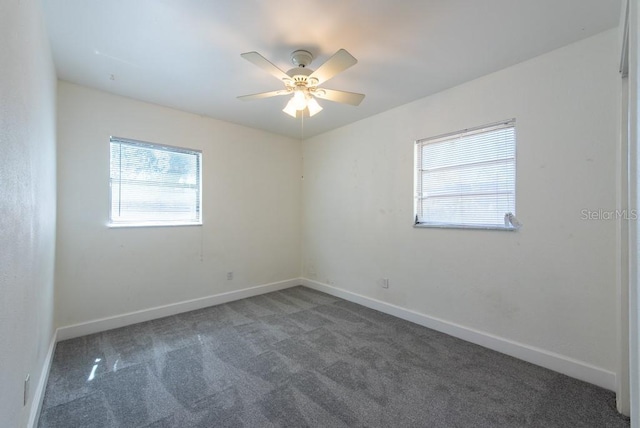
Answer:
[306, 97, 323, 116]
[282, 99, 298, 117]
[282, 88, 323, 117]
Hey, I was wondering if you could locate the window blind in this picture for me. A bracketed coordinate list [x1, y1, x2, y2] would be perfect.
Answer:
[415, 120, 516, 229]
[110, 137, 202, 226]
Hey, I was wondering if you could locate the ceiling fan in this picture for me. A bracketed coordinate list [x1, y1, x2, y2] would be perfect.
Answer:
[237, 49, 365, 118]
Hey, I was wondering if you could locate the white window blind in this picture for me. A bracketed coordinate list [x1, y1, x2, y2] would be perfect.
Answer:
[414, 120, 516, 229]
[110, 137, 202, 226]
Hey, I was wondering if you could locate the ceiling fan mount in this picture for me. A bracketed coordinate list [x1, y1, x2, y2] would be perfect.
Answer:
[283, 52, 318, 91]
[238, 48, 365, 118]
[290, 50, 313, 68]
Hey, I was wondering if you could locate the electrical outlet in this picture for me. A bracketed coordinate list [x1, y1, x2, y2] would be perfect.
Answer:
[382, 278, 389, 289]
[226, 272, 233, 280]
[24, 374, 30, 406]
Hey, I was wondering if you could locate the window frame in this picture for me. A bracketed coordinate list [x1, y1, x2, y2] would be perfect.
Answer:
[413, 119, 517, 231]
[108, 136, 203, 228]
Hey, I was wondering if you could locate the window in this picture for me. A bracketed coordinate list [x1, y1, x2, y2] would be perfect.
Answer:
[109, 137, 202, 227]
[414, 119, 517, 230]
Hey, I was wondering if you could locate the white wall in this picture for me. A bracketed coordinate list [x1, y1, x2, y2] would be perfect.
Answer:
[303, 30, 621, 378]
[617, 0, 631, 415]
[627, 0, 640, 423]
[55, 82, 301, 327]
[0, 0, 57, 426]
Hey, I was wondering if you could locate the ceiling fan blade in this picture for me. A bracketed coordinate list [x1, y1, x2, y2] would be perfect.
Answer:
[314, 88, 365, 106]
[237, 90, 290, 101]
[240, 52, 290, 82]
[308, 49, 357, 85]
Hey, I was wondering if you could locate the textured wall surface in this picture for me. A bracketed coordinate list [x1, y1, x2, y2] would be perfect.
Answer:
[55, 82, 302, 327]
[0, 0, 57, 426]
[302, 30, 620, 374]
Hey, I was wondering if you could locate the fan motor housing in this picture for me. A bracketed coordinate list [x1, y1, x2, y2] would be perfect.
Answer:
[285, 66, 316, 88]
[286, 67, 313, 78]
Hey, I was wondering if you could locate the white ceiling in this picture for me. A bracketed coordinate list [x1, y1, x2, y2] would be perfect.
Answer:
[42, 1, 621, 139]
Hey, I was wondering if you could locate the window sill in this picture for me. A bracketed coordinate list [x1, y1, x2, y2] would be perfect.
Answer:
[414, 223, 518, 231]
[108, 221, 202, 229]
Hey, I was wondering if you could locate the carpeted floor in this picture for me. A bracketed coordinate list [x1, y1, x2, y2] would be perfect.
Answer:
[38, 286, 629, 427]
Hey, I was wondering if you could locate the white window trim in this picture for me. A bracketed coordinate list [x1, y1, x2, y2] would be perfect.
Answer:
[413, 119, 518, 231]
[109, 136, 203, 228]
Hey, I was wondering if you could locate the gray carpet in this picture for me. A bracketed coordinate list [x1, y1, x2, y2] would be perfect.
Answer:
[38, 286, 629, 427]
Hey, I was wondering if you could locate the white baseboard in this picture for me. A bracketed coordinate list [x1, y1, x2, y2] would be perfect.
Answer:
[52, 276, 616, 391]
[57, 278, 301, 341]
[28, 329, 57, 428]
[301, 278, 616, 391]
